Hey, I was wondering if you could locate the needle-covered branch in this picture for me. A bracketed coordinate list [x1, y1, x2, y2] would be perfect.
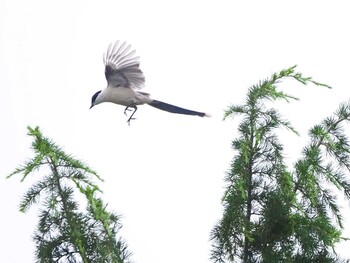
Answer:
[224, 65, 330, 120]
[294, 101, 350, 233]
[8, 126, 132, 263]
[211, 66, 349, 263]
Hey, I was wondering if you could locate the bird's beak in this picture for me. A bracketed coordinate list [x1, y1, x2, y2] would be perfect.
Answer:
[89, 104, 94, 109]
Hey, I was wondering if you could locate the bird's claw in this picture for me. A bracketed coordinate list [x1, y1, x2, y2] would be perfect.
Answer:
[127, 117, 136, 126]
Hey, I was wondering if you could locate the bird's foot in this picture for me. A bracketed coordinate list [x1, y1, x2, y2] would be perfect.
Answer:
[125, 106, 138, 126]
[127, 117, 136, 126]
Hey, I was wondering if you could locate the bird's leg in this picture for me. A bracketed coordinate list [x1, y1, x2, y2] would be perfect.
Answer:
[126, 106, 137, 125]
[124, 106, 133, 116]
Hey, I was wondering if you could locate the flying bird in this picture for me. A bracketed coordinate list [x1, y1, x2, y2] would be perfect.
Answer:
[90, 41, 210, 124]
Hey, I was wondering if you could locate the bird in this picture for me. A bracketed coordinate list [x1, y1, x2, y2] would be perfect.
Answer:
[90, 40, 210, 125]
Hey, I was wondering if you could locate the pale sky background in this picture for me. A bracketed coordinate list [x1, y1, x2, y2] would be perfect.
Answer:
[1, 1, 350, 262]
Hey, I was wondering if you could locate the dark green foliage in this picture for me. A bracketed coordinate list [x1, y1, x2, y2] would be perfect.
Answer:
[211, 66, 350, 262]
[8, 126, 132, 263]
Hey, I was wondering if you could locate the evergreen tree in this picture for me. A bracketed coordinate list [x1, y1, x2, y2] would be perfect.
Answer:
[210, 66, 350, 262]
[7, 126, 132, 263]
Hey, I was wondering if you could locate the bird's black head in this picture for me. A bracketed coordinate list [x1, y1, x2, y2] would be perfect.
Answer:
[90, 90, 102, 109]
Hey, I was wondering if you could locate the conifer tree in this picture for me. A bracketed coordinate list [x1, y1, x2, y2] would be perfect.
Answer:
[8, 126, 131, 263]
[210, 66, 350, 262]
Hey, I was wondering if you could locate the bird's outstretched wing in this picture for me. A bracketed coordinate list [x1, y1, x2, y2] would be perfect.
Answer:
[103, 41, 145, 89]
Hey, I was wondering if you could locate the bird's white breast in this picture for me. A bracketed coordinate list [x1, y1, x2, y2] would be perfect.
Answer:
[97, 87, 151, 107]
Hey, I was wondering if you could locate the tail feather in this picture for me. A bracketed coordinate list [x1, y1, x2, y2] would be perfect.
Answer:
[149, 100, 209, 117]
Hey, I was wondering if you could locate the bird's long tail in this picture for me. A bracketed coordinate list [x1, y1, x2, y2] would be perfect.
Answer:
[148, 100, 210, 117]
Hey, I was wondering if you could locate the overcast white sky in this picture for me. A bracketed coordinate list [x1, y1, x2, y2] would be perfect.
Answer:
[1, 1, 350, 262]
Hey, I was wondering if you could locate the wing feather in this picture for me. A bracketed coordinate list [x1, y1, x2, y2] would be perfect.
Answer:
[104, 41, 145, 89]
